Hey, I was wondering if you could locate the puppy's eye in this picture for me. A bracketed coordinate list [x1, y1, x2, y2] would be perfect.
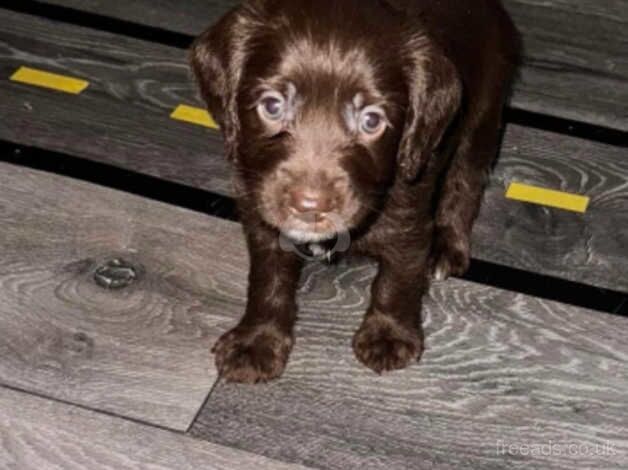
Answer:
[258, 93, 286, 121]
[362, 113, 382, 133]
[358, 106, 387, 136]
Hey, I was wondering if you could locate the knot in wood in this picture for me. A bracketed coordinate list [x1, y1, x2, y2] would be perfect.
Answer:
[94, 258, 138, 289]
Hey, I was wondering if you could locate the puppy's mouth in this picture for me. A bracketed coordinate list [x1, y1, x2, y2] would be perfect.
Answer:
[279, 211, 348, 243]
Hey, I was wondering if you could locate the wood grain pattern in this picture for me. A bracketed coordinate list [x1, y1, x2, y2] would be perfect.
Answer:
[0, 161, 246, 430]
[6, 160, 619, 468]
[2, 163, 626, 468]
[506, 0, 628, 130]
[40, 0, 628, 130]
[191, 255, 628, 469]
[475, 124, 628, 292]
[0, 9, 232, 196]
[0, 386, 310, 469]
[1, 9, 626, 292]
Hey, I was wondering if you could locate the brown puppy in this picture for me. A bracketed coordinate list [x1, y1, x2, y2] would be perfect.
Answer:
[190, 0, 520, 383]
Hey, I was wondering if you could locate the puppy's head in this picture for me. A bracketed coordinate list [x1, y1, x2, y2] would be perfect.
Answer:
[190, 0, 460, 243]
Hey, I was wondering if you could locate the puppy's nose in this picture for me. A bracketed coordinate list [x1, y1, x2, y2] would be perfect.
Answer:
[289, 188, 334, 215]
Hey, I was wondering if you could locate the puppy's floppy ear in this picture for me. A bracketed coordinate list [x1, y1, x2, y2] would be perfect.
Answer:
[398, 43, 462, 182]
[189, 6, 259, 162]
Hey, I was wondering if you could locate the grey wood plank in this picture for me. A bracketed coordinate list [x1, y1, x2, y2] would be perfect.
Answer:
[506, 0, 628, 130]
[474, 124, 628, 292]
[0, 386, 310, 470]
[0, 9, 232, 196]
[0, 161, 244, 430]
[40, 0, 628, 130]
[6, 155, 618, 468]
[1, 121, 627, 469]
[1, 9, 627, 292]
[190, 251, 628, 469]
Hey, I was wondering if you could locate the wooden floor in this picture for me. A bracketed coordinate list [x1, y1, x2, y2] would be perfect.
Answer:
[1, 1, 627, 469]
[1, 8, 627, 291]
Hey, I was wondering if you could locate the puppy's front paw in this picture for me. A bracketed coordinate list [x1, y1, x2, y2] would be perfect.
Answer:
[430, 226, 470, 281]
[212, 325, 293, 384]
[352, 314, 423, 374]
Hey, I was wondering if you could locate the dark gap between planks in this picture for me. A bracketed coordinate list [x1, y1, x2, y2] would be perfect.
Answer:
[2, 139, 627, 317]
[2, 0, 193, 48]
[0, 383, 182, 435]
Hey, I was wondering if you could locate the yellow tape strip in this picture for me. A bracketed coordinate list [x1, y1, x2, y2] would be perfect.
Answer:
[506, 182, 590, 213]
[10, 66, 89, 94]
[170, 104, 219, 129]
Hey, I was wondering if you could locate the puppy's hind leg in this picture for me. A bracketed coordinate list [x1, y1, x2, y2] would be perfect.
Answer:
[430, 102, 505, 281]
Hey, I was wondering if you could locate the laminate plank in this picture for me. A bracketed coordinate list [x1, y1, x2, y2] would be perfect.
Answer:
[0, 9, 231, 195]
[0, 161, 245, 430]
[0, 386, 310, 469]
[474, 125, 628, 292]
[190, 255, 628, 469]
[1, 9, 627, 292]
[2, 133, 627, 469]
[39, 0, 628, 130]
[7, 153, 619, 468]
[506, 0, 628, 130]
